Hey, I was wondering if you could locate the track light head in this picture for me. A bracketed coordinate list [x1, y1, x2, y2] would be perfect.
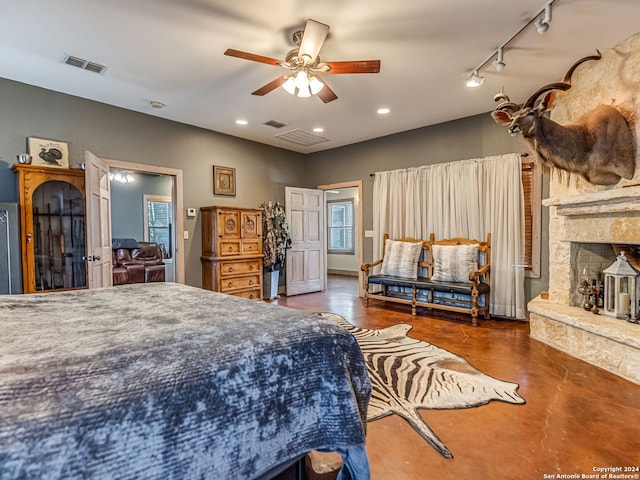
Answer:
[493, 48, 506, 72]
[466, 70, 484, 88]
[536, 3, 552, 34]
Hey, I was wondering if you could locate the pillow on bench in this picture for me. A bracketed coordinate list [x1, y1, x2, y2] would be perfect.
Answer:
[379, 239, 423, 280]
[431, 244, 478, 284]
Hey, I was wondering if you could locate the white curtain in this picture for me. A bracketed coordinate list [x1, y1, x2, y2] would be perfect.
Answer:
[372, 154, 525, 319]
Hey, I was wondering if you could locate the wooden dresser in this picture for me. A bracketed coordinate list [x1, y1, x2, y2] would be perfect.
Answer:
[200, 206, 263, 300]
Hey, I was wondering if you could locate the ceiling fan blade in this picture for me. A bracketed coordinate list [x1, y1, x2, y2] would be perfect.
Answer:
[224, 48, 282, 66]
[251, 76, 287, 96]
[321, 60, 381, 74]
[298, 19, 330, 64]
[316, 78, 338, 103]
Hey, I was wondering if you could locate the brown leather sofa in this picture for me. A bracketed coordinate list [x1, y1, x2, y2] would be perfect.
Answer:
[112, 240, 167, 285]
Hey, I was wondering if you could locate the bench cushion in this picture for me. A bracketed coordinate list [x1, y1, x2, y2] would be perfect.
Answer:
[368, 274, 489, 296]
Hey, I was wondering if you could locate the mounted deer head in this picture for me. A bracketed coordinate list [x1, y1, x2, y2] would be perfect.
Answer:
[492, 52, 636, 185]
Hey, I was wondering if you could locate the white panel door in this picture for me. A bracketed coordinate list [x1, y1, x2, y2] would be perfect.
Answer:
[285, 187, 325, 296]
[84, 151, 112, 288]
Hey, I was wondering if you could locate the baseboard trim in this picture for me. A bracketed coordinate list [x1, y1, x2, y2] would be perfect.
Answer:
[327, 269, 359, 277]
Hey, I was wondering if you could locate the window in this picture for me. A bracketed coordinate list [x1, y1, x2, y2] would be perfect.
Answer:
[522, 159, 541, 278]
[328, 199, 354, 254]
[144, 195, 172, 258]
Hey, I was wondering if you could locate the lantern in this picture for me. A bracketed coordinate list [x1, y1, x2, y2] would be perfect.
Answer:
[603, 251, 639, 321]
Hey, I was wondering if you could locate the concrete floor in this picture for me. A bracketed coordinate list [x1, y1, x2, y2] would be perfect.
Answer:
[275, 275, 640, 480]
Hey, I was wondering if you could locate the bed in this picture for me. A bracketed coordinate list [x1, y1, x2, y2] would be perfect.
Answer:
[0, 283, 371, 479]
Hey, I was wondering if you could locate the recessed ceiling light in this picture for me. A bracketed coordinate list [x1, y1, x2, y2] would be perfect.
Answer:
[313, 127, 324, 133]
[150, 101, 165, 109]
[235, 119, 248, 125]
[377, 107, 391, 115]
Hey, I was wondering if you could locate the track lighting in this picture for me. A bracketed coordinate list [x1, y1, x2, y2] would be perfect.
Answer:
[535, 3, 552, 34]
[465, 1, 556, 87]
[492, 48, 506, 72]
[466, 71, 484, 88]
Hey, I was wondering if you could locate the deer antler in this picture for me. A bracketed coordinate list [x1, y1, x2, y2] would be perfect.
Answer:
[523, 51, 602, 110]
[563, 50, 602, 83]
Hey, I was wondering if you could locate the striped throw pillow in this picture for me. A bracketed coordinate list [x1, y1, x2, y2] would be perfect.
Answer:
[379, 239, 423, 280]
[431, 244, 478, 284]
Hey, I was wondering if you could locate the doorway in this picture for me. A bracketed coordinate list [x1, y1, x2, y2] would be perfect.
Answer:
[317, 180, 364, 297]
[103, 158, 185, 284]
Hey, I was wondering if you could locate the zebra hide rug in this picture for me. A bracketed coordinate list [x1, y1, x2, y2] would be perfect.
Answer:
[320, 312, 526, 459]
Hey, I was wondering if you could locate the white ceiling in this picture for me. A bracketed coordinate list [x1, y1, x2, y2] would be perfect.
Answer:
[1, 0, 639, 154]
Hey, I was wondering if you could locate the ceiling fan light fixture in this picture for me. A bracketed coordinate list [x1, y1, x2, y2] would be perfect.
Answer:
[282, 75, 296, 95]
[297, 86, 312, 98]
[309, 76, 324, 94]
[293, 70, 312, 97]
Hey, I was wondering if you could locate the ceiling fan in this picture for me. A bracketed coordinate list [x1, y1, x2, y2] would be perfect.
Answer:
[224, 19, 381, 103]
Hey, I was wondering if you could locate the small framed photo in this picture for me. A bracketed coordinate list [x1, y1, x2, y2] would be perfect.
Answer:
[28, 137, 69, 169]
[213, 165, 236, 196]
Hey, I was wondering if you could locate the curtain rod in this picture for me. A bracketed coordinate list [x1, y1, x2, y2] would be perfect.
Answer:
[368, 152, 530, 177]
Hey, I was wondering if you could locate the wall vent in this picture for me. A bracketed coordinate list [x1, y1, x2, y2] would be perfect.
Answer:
[62, 54, 108, 74]
[264, 119, 288, 129]
[276, 129, 329, 146]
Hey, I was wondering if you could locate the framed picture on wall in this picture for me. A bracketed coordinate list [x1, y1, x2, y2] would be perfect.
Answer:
[28, 137, 69, 169]
[213, 165, 236, 196]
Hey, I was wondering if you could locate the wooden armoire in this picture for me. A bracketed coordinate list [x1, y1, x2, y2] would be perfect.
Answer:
[200, 206, 263, 300]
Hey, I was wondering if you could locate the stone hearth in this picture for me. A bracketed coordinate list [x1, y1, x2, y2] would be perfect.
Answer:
[530, 186, 640, 385]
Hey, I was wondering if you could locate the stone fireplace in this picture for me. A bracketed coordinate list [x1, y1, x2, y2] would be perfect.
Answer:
[529, 187, 640, 384]
[527, 33, 640, 385]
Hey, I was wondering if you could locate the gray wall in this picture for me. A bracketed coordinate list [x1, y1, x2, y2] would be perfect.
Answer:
[110, 172, 173, 241]
[306, 114, 550, 301]
[0, 77, 549, 300]
[0, 78, 306, 287]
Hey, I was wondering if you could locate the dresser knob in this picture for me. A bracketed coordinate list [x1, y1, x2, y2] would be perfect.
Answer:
[249, 280, 253, 285]
[249, 265, 254, 271]
[228, 267, 233, 272]
[248, 246, 253, 251]
[228, 246, 233, 252]
[228, 282, 233, 288]
[249, 294, 254, 299]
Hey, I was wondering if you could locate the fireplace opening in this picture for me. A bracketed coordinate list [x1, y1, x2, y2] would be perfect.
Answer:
[571, 243, 640, 310]
[571, 243, 616, 308]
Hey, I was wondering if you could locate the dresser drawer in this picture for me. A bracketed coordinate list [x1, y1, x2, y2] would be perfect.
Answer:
[220, 274, 260, 293]
[219, 241, 240, 256]
[220, 259, 261, 275]
[234, 288, 262, 300]
[241, 240, 261, 255]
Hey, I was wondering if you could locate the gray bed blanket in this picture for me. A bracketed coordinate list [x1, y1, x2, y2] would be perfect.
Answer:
[0, 283, 371, 479]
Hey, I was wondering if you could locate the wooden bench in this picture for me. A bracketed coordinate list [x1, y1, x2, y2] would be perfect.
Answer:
[361, 233, 491, 326]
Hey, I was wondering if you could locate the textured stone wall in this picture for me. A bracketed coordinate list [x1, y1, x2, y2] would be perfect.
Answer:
[543, 32, 640, 306]
[550, 31, 640, 198]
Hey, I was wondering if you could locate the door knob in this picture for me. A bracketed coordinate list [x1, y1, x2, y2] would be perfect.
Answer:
[92, 255, 101, 261]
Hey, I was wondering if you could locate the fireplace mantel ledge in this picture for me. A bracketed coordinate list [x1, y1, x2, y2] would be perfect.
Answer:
[543, 186, 640, 216]
[528, 296, 640, 350]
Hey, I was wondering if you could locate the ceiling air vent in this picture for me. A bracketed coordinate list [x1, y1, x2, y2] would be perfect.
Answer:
[276, 129, 329, 146]
[62, 54, 108, 74]
[264, 119, 288, 129]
